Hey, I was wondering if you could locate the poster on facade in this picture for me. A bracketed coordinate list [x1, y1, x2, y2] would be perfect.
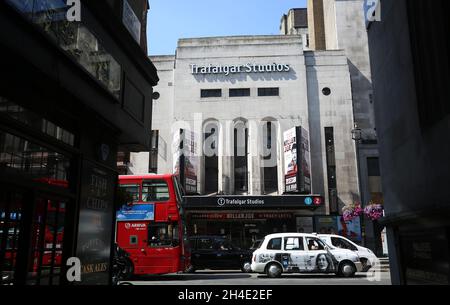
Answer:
[284, 127, 311, 193]
[284, 127, 298, 193]
[338, 216, 362, 242]
[172, 129, 199, 194]
[299, 127, 311, 193]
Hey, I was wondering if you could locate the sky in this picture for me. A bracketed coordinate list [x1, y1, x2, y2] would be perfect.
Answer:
[147, 0, 307, 55]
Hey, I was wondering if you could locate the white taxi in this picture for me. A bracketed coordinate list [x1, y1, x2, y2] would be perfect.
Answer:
[251, 233, 362, 278]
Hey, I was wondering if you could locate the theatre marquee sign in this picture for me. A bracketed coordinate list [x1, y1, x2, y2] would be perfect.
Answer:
[184, 195, 324, 210]
[190, 63, 291, 76]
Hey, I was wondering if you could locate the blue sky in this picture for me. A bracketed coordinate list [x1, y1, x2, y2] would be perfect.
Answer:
[147, 0, 307, 55]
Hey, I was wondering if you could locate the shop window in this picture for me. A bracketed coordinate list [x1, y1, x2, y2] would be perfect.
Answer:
[142, 180, 169, 202]
[148, 223, 179, 248]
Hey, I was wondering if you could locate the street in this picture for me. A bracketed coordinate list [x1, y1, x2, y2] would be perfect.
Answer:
[123, 270, 391, 285]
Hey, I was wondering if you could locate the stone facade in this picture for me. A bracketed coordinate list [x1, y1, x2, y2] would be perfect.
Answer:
[131, 35, 360, 215]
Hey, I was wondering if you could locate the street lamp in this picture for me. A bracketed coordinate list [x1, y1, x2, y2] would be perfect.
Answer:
[351, 124, 365, 246]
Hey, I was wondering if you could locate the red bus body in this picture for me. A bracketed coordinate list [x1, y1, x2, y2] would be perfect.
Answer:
[116, 174, 191, 275]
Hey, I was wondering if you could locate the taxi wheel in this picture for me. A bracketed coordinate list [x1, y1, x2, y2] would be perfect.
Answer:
[339, 262, 356, 278]
[266, 263, 282, 278]
[241, 262, 252, 273]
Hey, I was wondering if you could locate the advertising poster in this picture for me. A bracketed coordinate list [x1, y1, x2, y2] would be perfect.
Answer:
[299, 127, 311, 193]
[173, 129, 199, 194]
[315, 216, 339, 235]
[338, 216, 362, 242]
[284, 127, 311, 193]
[116, 204, 154, 221]
[76, 160, 115, 285]
[284, 127, 298, 193]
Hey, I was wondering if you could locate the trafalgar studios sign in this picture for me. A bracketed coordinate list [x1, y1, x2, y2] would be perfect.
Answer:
[190, 63, 291, 76]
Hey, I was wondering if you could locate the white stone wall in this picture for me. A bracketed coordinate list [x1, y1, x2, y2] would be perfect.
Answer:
[146, 35, 358, 210]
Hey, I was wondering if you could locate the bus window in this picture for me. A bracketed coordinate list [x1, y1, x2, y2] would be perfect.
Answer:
[119, 184, 139, 202]
[142, 180, 170, 202]
[148, 223, 179, 247]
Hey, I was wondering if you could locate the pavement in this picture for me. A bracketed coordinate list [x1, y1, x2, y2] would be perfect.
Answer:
[122, 269, 391, 285]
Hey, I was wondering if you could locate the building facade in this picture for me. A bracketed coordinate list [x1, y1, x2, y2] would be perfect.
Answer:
[0, 0, 158, 285]
[303, 0, 383, 255]
[367, 0, 450, 285]
[131, 35, 363, 249]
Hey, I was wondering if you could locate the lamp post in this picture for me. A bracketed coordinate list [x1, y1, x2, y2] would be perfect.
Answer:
[351, 124, 366, 247]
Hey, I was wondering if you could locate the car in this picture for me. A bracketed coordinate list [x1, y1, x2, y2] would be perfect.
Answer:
[251, 233, 362, 278]
[188, 236, 253, 273]
[317, 234, 378, 272]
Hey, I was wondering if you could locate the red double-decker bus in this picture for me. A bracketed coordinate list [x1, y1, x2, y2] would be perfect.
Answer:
[116, 174, 191, 275]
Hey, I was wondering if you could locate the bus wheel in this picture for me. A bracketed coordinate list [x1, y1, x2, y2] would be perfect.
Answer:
[241, 262, 252, 273]
[121, 258, 134, 280]
[266, 263, 282, 278]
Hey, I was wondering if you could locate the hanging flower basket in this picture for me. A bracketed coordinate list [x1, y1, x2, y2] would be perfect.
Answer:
[364, 203, 384, 221]
[342, 202, 363, 222]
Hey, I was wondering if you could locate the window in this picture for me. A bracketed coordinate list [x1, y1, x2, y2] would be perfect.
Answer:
[306, 238, 326, 251]
[142, 180, 170, 202]
[130, 235, 138, 245]
[148, 223, 179, 247]
[284, 237, 304, 251]
[201, 89, 222, 98]
[149, 130, 159, 173]
[0, 97, 75, 147]
[322, 87, 331, 96]
[325, 127, 337, 213]
[367, 157, 381, 177]
[267, 238, 282, 250]
[119, 184, 139, 202]
[0, 131, 71, 188]
[229, 88, 250, 97]
[6, 0, 123, 99]
[258, 88, 279, 97]
[197, 238, 214, 250]
[331, 237, 358, 251]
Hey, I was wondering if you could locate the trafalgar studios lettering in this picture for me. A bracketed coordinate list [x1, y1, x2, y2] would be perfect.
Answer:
[190, 63, 291, 76]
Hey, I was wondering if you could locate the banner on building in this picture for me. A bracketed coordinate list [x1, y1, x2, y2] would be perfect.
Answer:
[283, 126, 311, 194]
[173, 128, 199, 194]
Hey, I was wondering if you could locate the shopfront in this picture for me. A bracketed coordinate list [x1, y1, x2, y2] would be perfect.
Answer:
[184, 195, 324, 249]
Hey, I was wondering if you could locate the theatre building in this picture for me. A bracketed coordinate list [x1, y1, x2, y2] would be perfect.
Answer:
[0, 1, 158, 285]
[129, 35, 362, 249]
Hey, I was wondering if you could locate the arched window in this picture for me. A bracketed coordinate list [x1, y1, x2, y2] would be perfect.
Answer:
[234, 120, 248, 194]
[262, 120, 278, 194]
[203, 121, 219, 194]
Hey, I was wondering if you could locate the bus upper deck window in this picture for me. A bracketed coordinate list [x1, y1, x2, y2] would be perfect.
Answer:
[142, 180, 170, 202]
